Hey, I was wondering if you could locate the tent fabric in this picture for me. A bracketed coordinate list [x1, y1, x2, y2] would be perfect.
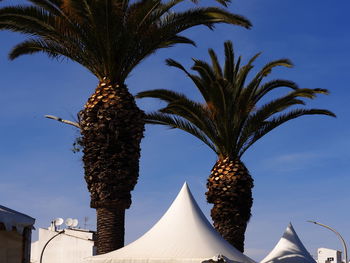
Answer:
[0, 205, 35, 234]
[85, 183, 256, 263]
[260, 223, 316, 263]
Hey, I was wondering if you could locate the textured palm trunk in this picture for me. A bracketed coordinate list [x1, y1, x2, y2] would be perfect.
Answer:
[79, 78, 145, 254]
[96, 207, 125, 254]
[206, 157, 254, 252]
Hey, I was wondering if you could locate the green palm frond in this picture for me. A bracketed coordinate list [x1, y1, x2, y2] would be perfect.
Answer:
[224, 40, 234, 82]
[161, 98, 219, 144]
[239, 109, 336, 156]
[138, 88, 222, 151]
[145, 112, 218, 152]
[253, 79, 299, 104]
[136, 89, 189, 104]
[0, 0, 251, 83]
[27, 0, 63, 15]
[209, 48, 223, 77]
[138, 41, 335, 158]
[257, 58, 293, 77]
[192, 59, 217, 84]
[166, 58, 211, 102]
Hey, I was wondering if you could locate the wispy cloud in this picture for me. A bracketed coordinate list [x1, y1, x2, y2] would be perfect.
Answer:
[272, 152, 322, 163]
[258, 151, 327, 173]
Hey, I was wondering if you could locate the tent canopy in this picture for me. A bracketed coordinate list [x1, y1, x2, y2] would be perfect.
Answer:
[0, 205, 35, 234]
[260, 223, 315, 263]
[85, 182, 255, 263]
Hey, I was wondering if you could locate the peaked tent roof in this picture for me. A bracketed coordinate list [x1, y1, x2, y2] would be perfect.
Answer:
[0, 205, 35, 234]
[260, 223, 316, 263]
[85, 182, 256, 263]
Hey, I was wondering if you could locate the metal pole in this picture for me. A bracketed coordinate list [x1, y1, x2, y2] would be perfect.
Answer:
[39, 230, 65, 263]
[308, 220, 348, 263]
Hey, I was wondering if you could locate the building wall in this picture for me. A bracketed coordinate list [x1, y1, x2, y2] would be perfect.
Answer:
[0, 230, 23, 263]
[318, 248, 342, 263]
[31, 228, 95, 263]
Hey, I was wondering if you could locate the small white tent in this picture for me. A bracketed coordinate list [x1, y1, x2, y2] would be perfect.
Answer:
[85, 182, 255, 263]
[260, 223, 315, 263]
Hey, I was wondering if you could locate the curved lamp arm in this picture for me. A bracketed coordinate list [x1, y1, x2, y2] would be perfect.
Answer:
[308, 220, 348, 263]
[45, 115, 80, 128]
[40, 230, 65, 263]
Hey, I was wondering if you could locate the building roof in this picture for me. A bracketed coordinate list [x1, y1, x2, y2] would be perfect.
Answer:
[0, 205, 35, 233]
[260, 223, 316, 263]
[85, 182, 256, 263]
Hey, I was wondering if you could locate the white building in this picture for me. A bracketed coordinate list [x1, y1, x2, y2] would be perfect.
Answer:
[31, 227, 96, 263]
[317, 248, 342, 263]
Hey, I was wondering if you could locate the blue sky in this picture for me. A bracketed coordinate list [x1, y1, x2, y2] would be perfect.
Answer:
[1, 0, 350, 261]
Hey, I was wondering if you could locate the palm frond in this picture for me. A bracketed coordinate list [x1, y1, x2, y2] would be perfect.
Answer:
[0, 6, 57, 35]
[253, 79, 299, 104]
[136, 89, 189, 103]
[166, 58, 211, 102]
[256, 58, 293, 78]
[0, 0, 251, 83]
[160, 99, 217, 141]
[223, 40, 234, 82]
[192, 59, 217, 84]
[138, 41, 335, 158]
[158, 35, 196, 47]
[145, 112, 218, 153]
[208, 48, 223, 77]
[27, 0, 62, 15]
[239, 108, 336, 156]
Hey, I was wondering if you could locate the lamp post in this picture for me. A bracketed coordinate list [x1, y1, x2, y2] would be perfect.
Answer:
[39, 230, 65, 263]
[308, 220, 348, 263]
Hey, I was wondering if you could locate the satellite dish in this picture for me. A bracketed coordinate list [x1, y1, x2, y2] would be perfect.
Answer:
[72, 219, 79, 228]
[65, 218, 73, 227]
[54, 218, 64, 226]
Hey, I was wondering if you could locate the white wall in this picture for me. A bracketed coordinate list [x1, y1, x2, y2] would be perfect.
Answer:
[317, 248, 342, 263]
[31, 228, 95, 263]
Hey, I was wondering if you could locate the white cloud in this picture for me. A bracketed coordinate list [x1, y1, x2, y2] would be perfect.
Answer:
[259, 151, 327, 172]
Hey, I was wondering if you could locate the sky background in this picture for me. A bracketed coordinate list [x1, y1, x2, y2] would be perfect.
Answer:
[1, 0, 350, 261]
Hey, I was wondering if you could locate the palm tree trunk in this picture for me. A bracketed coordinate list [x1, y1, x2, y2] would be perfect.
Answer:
[206, 157, 254, 252]
[96, 207, 125, 254]
[79, 78, 145, 254]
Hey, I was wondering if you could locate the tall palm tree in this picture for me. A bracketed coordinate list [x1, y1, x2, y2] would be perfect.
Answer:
[0, 0, 251, 254]
[136, 41, 335, 252]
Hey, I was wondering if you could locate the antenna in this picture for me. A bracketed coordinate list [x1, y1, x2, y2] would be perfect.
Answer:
[54, 218, 64, 226]
[65, 218, 73, 227]
[49, 217, 79, 231]
[72, 219, 79, 228]
[84, 217, 89, 229]
[51, 218, 64, 231]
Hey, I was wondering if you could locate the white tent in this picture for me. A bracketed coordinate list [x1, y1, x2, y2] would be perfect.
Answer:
[260, 223, 315, 263]
[85, 182, 256, 263]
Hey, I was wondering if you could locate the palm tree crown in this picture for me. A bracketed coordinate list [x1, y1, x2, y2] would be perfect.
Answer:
[137, 41, 335, 251]
[137, 40, 335, 160]
[0, 0, 251, 83]
[0, 0, 251, 254]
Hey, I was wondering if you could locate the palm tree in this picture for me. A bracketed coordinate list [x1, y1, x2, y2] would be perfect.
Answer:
[136, 41, 335, 252]
[0, 0, 251, 254]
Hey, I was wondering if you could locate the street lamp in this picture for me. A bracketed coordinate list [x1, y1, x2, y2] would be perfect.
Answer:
[308, 220, 348, 263]
[39, 230, 65, 263]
